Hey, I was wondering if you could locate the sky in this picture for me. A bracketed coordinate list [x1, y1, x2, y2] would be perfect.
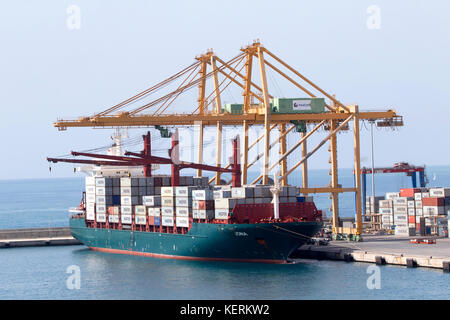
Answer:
[0, 0, 449, 180]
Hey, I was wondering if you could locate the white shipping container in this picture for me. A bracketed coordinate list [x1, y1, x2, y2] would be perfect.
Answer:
[86, 212, 95, 221]
[161, 187, 175, 196]
[414, 193, 422, 201]
[175, 207, 189, 217]
[161, 216, 174, 227]
[161, 207, 174, 216]
[175, 186, 196, 197]
[175, 217, 189, 228]
[395, 226, 411, 236]
[214, 208, 229, 220]
[96, 204, 106, 214]
[120, 187, 132, 196]
[407, 200, 415, 208]
[378, 200, 393, 208]
[394, 197, 409, 206]
[393, 206, 408, 214]
[408, 208, 416, 216]
[161, 196, 175, 207]
[422, 192, 430, 198]
[85, 185, 96, 194]
[86, 193, 96, 204]
[96, 195, 106, 204]
[379, 208, 393, 215]
[121, 205, 132, 215]
[429, 188, 450, 198]
[416, 208, 423, 216]
[96, 187, 106, 196]
[121, 215, 132, 224]
[415, 200, 423, 208]
[85, 176, 96, 186]
[135, 215, 147, 225]
[96, 213, 107, 223]
[95, 177, 106, 187]
[385, 192, 400, 199]
[381, 215, 393, 223]
[175, 197, 192, 207]
[135, 205, 146, 216]
[120, 177, 132, 187]
[423, 206, 444, 216]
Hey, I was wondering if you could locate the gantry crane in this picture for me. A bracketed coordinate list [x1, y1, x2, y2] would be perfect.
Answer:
[52, 41, 402, 235]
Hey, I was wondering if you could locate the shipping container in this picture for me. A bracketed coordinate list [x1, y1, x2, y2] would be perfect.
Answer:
[121, 215, 132, 224]
[192, 189, 214, 200]
[175, 217, 189, 228]
[215, 208, 229, 220]
[161, 207, 174, 216]
[175, 186, 197, 197]
[422, 197, 445, 206]
[175, 207, 189, 217]
[135, 215, 147, 225]
[121, 205, 132, 215]
[161, 216, 174, 227]
[135, 205, 146, 216]
[142, 195, 161, 207]
[175, 197, 192, 207]
[429, 188, 450, 198]
[231, 187, 254, 198]
[271, 97, 325, 114]
[161, 196, 175, 207]
[96, 213, 107, 223]
[399, 188, 421, 198]
[195, 200, 215, 210]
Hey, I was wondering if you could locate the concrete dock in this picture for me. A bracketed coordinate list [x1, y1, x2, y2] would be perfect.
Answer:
[294, 235, 450, 270]
[0, 227, 81, 248]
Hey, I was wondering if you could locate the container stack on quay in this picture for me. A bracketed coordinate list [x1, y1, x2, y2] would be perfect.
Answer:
[368, 187, 450, 237]
[84, 176, 314, 230]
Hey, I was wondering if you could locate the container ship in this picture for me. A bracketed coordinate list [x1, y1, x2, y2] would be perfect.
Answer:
[50, 130, 323, 263]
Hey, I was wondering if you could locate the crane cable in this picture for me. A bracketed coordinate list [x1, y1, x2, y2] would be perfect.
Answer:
[96, 61, 201, 116]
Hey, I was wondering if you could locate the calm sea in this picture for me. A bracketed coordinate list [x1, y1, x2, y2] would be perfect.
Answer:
[0, 167, 449, 300]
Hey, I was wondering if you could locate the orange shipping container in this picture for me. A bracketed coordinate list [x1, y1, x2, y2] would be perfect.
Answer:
[408, 216, 416, 224]
[422, 197, 444, 206]
[400, 188, 421, 198]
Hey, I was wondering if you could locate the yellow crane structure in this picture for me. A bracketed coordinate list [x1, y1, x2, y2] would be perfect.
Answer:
[53, 40, 402, 235]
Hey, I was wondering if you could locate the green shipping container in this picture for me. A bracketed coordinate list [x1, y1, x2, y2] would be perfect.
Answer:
[271, 98, 325, 114]
[223, 103, 243, 114]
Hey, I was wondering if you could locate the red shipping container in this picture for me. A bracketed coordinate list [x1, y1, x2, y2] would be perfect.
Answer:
[148, 216, 155, 225]
[198, 200, 215, 210]
[422, 197, 444, 206]
[408, 216, 416, 224]
[400, 188, 421, 198]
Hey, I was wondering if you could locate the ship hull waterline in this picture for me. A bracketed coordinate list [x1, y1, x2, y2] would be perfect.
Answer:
[70, 218, 322, 264]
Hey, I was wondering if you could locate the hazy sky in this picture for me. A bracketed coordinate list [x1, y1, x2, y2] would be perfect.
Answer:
[1, 0, 449, 180]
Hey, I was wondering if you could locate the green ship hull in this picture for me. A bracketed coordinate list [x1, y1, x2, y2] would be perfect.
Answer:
[70, 218, 322, 263]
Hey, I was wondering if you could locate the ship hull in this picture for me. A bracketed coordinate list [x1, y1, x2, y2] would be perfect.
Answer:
[70, 218, 322, 263]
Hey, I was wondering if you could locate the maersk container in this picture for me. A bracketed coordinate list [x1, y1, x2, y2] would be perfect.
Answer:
[270, 97, 325, 114]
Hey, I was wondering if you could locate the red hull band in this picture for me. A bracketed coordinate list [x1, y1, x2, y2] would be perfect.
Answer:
[89, 246, 287, 264]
